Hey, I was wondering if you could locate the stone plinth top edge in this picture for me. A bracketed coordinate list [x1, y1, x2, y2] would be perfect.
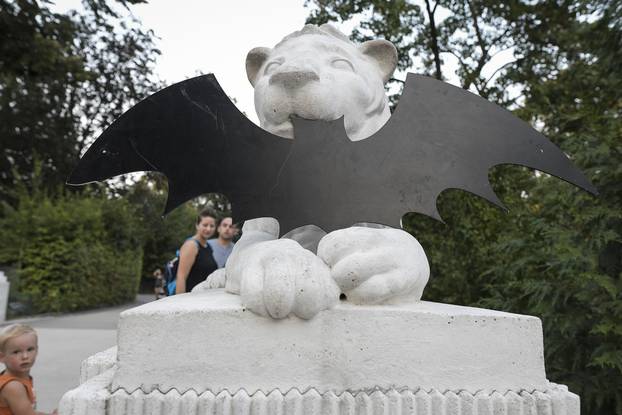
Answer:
[121, 289, 540, 321]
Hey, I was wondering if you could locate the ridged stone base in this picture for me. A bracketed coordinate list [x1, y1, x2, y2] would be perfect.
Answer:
[59, 367, 579, 415]
[113, 292, 550, 395]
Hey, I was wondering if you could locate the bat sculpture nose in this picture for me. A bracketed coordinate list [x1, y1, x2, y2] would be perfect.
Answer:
[269, 69, 319, 89]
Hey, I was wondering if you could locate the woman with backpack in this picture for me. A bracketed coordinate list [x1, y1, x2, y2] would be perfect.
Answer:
[175, 209, 219, 294]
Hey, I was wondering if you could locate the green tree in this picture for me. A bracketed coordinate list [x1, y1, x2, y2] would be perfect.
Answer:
[483, 3, 622, 412]
[121, 174, 232, 291]
[306, 0, 525, 103]
[305, 1, 620, 413]
[0, 0, 160, 205]
[0, 171, 143, 314]
[124, 175, 196, 282]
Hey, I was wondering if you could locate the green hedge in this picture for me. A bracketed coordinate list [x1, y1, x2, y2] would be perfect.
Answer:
[0, 190, 142, 314]
[124, 177, 198, 286]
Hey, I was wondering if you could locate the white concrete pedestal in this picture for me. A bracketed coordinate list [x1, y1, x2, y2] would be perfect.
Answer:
[59, 290, 580, 414]
[0, 271, 10, 322]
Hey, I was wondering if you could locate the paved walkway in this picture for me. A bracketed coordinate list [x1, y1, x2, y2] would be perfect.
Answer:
[1, 294, 155, 413]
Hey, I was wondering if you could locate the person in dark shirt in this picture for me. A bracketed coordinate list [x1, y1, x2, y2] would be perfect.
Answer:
[175, 209, 218, 294]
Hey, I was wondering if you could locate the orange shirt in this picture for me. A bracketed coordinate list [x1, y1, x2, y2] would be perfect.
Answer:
[0, 372, 36, 415]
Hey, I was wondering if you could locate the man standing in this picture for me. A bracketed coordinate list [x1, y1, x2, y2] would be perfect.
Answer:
[208, 217, 235, 268]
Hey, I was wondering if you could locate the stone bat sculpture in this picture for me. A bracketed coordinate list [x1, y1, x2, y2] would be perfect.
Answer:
[68, 24, 596, 319]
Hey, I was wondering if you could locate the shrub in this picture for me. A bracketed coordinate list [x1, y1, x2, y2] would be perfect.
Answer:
[124, 177, 197, 285]
[0, 189, 142, 314]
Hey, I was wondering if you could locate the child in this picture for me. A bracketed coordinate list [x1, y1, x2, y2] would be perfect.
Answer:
[0, 324, 54, 415]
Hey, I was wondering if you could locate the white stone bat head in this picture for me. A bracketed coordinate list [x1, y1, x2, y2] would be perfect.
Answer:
[246, 24, 397, 141]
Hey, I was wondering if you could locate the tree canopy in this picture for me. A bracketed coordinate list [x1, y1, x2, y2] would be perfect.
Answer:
[0, 1, 619, 413]
[0, 0, 160, 205]
[306, 1, 620, 413]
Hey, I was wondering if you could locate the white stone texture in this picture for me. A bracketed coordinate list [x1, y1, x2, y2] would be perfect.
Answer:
[59, 370, 579, 415]
[225, 219, 341, 319]
[112, 290, 549, 396]
[225, 218, 430, 319]
[317, 227, 430, 304]
[233, 23, 429, 321]
[246, 24, 397, 141]
[225, 217, 280, 295]
[79, 346, 117, 384]
[192, 268, 227, 292]
[232, 238, 340, 319]
[58, 368, 114, 415]
[0, 271, 9, 321]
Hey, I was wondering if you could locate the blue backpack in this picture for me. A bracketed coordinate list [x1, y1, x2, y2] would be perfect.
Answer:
[164, 238, 201, 295]
[164, 255, 179, 296]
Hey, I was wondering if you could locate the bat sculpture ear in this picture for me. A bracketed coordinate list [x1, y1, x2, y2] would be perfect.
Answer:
[246, 47, 271, 87]
[359, 39, 398, 84]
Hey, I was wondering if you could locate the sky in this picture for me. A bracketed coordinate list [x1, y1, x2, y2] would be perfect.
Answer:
[52, 0, 319, 122]
[50, 0, 514, 122]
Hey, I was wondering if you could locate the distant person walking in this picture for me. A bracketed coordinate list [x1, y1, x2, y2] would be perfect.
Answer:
[153, 268, 165, 300]
[208, 217, 236, 268]
[175, 209, 218, 294]
[0, 324, 56, 415]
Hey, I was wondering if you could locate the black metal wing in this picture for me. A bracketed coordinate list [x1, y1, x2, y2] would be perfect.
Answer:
[262, 73, 597, 232]
[69, 73, 596, 235]
[67, 74, 292, 223]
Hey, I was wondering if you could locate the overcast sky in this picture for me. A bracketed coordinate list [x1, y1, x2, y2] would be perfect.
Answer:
[52, 0, 321, 122]
[51, 0, 513, 122]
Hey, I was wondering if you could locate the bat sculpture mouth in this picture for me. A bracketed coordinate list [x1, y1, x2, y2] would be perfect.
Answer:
[266, 112, 347, 139]
[264, 100, 343, 139]
[268, 119, 295, 139]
